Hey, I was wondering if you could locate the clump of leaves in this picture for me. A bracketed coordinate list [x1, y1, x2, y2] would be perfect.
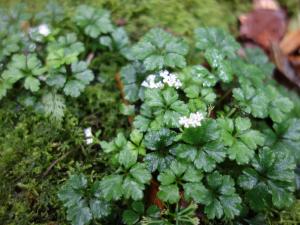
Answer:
[0, 2, 130, 122]
[239, 147, 296, 211]
[1, 54, 45, 93]
[73, 4, 130, 55]
[119, 28, 188, 103]
[58, 174, 112, 225]
[74, 5, 113, 39]
[129, 28, 188, 71]
[59, 27, 299, 225]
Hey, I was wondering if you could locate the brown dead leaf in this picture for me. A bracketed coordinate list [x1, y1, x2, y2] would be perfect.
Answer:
[289, 55, 300, 76]
[280, 30, 300, 55]
[239, 0, 286, 50]
[289, 55, 300, 67]
[115, 73, 133, 124]
[146, 179, 165, 209]
[271, 42, 300, 88]
[240, 0, 300, 88]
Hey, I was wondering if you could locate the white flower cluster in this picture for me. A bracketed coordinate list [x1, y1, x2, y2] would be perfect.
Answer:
[141, 74, 164, 89]
[160, 70, 182, 89]
[142, 70, 182, 89]
[38, 24, 51, 36]
[84, 127, 93, 145]
[179, 112, 205, 128]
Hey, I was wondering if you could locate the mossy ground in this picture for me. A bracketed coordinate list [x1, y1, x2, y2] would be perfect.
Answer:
[1, 0, 252, 37]
[0, 0, 299, 224]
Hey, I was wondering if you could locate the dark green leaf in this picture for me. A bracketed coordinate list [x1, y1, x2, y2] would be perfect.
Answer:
[157, 184, 180, 204]
[144, 128, 176, 150]
[100, 175, 123, 201]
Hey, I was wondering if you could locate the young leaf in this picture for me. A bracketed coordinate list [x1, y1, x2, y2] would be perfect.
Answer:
[1, 54, 44, 92]
[144, 128, 176, 151]
[157, 184, 180, 204]
[58, 174, 86, 208]
[157, 161, 205, 204]
[89, 199, 111, 219]
[130, 163, 152, 184]
[0, 34, 21, 61]
[130, 28, 188, 71]
[100, 133, 127, 153]
[194, 27, 240, 58]
[239, 147, 296, 211]
[123, 163, 151, 200]
[120, 62, 147, 102]
[233, 84, 294, 123]
[47, 33, 84, 68]
[74, 5, 113, 38]
[204, 48, 233, 82]
[123, 209, 140, 225]
[218, 117, 264, 164]
[127, 130, 146, 155]
[181, 119, 219, 145]
[66, 200, 92, 225]
[123, 177, 144, 200]
[180, 66, 217, 102]
[62, 61, 94, 97]
[0, 78, 13, 100]
[100, 174, 124, 201]
[271, 118, 300, 163]
[119, 149, 138, 169]
[203, 171, 242, 219]
[144, 152, 175, 172]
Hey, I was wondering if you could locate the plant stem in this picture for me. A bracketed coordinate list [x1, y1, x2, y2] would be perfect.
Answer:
[216, 88, 232, 106]
[227, 107, 237, 117]
[42, 151, 71, 177]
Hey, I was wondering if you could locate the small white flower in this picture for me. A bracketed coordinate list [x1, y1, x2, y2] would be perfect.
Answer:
[38, 24, 51, 36]
[86, 138, 93, 145]
[142, 70, 182, 90]
[159, 70, 182, 89]
[160, 70, 169, 78]
[84, 127, 93, 145]
[179, 112, 205, 128]
[84, 127, 92, 137]
[142, 74, 164, 89]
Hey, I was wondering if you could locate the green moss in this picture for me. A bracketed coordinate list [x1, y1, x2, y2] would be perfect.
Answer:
[74, 83, 129, 139]
[1, 0, 298, 41]
[0, 90, 127, 224]
[0, 0, 252, 40]
[100, 0, 240, 38]
[276, 200, 300, 224]
[0, 101, 79, 224]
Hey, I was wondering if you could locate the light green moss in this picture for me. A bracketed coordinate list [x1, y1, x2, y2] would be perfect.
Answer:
[0, 0, 252, 39]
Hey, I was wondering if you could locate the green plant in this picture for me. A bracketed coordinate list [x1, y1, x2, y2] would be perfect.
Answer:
[239, 148, 296, 211]
[0, 2, 130, 122]
[140, 203, 199, 225]
[74, 5, 113, 39]
[59, 27, 299, 224]
[58, 174, 112, 225]
[120, 28, 188, 103]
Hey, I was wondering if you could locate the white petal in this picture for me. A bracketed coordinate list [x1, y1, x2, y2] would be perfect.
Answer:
[84, 127, 92, 138]
[86, 138, 93, 145]
[38, 24, 50, 36]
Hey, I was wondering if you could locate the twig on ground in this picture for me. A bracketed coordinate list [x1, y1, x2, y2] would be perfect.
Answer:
[42, 151, 71, 177]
